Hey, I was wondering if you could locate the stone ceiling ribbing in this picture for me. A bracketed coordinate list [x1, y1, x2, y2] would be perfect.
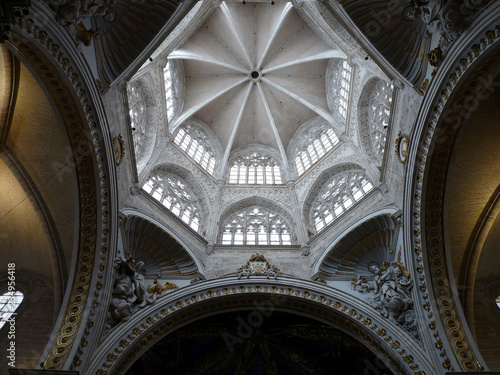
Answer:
[168, 1, 345, 171]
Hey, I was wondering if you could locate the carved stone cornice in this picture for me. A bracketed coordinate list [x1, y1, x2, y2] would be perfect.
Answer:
[89, 277, 436, 375]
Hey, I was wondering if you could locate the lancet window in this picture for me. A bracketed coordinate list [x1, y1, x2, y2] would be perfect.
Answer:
[174, 126, 216, 175]
[229, 153, 282, 185]
[221, 207, 292, 246]
[369, 81, 393, 157]
[143, 172, 201, 232]
[127, 84, 146, 159]
[164, 61, 175, 122]
[295, 127, 339, 176]
[312, 171, 374, 232]
[331, 60, 352, 119]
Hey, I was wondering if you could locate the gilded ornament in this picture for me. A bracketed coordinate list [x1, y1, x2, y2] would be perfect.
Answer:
[428, 46, 443, 68]
[147, 279, 179, 294]
[112, 134, 125, 165]
[395, 132, 410, 164]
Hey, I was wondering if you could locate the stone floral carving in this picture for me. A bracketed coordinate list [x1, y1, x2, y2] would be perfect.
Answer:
[105, 255, 157, 331]
[368, 260, 419, 338]
[300, 242, 311, 257]
[403, 0, 490, 50]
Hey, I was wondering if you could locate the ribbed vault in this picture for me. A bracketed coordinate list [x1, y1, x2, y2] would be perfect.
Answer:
[168, 1, 346, 174]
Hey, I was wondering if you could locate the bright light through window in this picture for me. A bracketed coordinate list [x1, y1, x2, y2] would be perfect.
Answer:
[164, 61, 175, 122]
[221, 207, 292, 245]
[126, 84, 146, 159]
[369, 81, 393, 157]
[229, 153, 282, 185]
[0, 291, 23, 330]
[143, 172, 202, 232]
[312, 171, 374, 232]
[332, 60, 352, 119]
[174, 126, 216, 175]
[295, 127, 339, 176]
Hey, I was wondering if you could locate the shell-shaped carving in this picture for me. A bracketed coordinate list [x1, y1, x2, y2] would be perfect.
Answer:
[319, 214, 399, 278]
[124, 215, 199, 277]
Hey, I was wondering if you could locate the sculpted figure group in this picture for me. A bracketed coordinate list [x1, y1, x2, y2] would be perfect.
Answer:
[105, 255, 157, 330]
[403, 0, 490, 49]
[49, 0, 117, 26]
[353, 258, 419, 338]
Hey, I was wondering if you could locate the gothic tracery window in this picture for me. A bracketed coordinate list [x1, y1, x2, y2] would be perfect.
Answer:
[311, 171, 374, 232]
[221, 207, 292, 245]
[368, 81, 393, 157]
[174, 126, 216, 175]
[331, 60, 352, 119]
[127, 84, 146, 159]
[229, 153, 282, 185]
[143, 172, 201, 232]
[0, 291, 23, 330]
[295, 127, 339, 176]
[164, 61, 175, 122]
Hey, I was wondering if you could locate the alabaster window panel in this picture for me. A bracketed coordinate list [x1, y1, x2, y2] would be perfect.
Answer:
[127, 84, 147, 160]
[294, 126, 340, 176]
[174, 126, 216, 175]
[143, 172, 202, 232]
[229, 153, 283, 185]
[221, 207, 292, 246]
[312, 170, 374, 232]
[369, 80, 393, 158]
[164, 61, 176, 122]
[331, 60, 352, 119]
[0, 291, 23, 330]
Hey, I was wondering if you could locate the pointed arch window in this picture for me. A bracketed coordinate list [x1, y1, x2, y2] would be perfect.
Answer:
[127, 84, 146, 159]
[0, 291, 23, 330]
[331, 60, 352, 119]
[312, 171, 374, 232]
[339, 61, 352, 118]
[229, 153, 282, 185]
[295, 127, 339, 176]
[369, 81, 393, 157]
[164, 61, 175, 122]
[143, 172, 201, 232]
[221, 207, 292, 245]
[174, 125, 216, 175]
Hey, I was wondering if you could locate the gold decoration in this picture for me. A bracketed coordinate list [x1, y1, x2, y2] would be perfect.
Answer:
[412, 34, 500, 371]
[395, 132, 410, 164]
[102, 284, 408, 375]
[427, 45, 443, 68]
[417, 79, 430, 95]
[75, 22, 100, 47]
[147, 279, 179, 294]
[11, 21, 108, 370]
[112, 134, 125, 165]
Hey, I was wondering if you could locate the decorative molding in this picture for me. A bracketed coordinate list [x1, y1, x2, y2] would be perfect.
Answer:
[409, 16, 500, 372]
[112, 134, 125, 165]
[0, 0, 30, 42]
[8, 11, 114, 370]
[395, 132, 409, 164]
[90, 278, 435, 375]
